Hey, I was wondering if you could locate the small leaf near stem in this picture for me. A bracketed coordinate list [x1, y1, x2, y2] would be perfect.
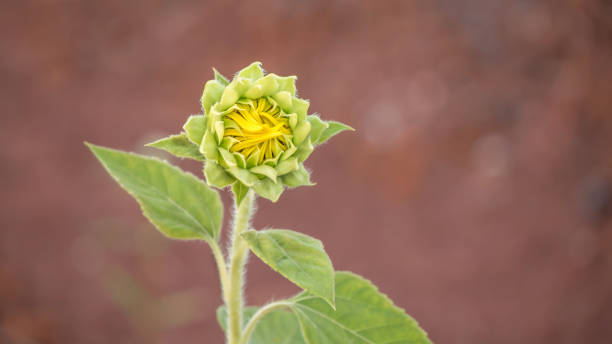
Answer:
[232, 182, 250, 207]
[216, 305, 305, 344]
[242, 229, 335, 309]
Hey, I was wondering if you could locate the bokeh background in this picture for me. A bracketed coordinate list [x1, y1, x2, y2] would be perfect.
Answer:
[2, 0, 612, 343]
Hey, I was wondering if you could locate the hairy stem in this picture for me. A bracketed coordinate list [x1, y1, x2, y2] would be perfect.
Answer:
[210, 241, 230, 303]
[239, 300, 294, 344]
[227, 190, 255, 344]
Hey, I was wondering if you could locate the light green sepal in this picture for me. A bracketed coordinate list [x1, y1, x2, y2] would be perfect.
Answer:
[231, 182, 250, 207]
[218, 148, 237, 167]
[274, 75, 297, 96]
[228, 166, 259, 187]
[276, 158, 299, 176]
[250, 165, 277, 183]
[219, 86, 239, 111]
[286, 113, 298, 129]
[213, 68, 229, 86]
[246, 151, 261, 169]
[234, 77, 252, 94]
[243, 84, 264, 99]
[204, 161, 235, 188]
[201, 80, 225, 115]
[258, 74, 280, 96]
[280, 141, 297, 160]
[316, 120, 354, 145]
[214, 120, 225, 143]
[200, 131, 219, 160]
[282, 165, 314, 188]
[290, 98, 309, 121]
[306, 115, 328, 144]
[145, 133, 204, 161]
[263, 153, 282, 167]
[273, 91, 293, 111]
[183, 115, 207, 145]
[244, 74, 279, 99]
[294, 138, 314, 163]
[233, 152, 247, 169]
[237, 61, 263, 80]
[292, 120, 311, 146]
[220, 136, 234, 150]
[252, 178, 284, 202]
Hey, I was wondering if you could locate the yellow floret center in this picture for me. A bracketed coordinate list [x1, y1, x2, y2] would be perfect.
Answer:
[224, 98, 291, 164]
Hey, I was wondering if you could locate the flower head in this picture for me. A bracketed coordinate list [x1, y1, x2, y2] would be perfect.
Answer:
[154, 62, 352, 202]
[224, 98, 291, 164]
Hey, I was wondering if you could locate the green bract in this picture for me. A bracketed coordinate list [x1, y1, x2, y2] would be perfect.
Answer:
[149, 62, 353, 202]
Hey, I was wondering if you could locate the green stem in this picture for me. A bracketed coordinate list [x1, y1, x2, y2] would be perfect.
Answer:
[239, 300, 294, 344]
[227, 190, 255, 344]
[210, 241, 230, 303]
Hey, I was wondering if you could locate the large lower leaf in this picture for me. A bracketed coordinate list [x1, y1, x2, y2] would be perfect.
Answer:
[291, 271, 431, 344]
[217, 306, 305, 344]
[87, 143, 223, 241]
[242, 229, 335, 308]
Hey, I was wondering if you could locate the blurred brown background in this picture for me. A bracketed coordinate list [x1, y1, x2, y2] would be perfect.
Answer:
[2, 0, 612, 343]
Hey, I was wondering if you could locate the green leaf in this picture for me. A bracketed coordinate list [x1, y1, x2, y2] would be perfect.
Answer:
[86, 143, 223, 241]
[291, 271, 431, 344]
[242, 229, 335, 308]
[217, 306, 305, 344]
[183, 115, 207, 145]
[315, 121, 354, 145]
[146, 133, 205, 161]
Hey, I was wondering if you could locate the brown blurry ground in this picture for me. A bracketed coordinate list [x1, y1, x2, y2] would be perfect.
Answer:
[1, 0, 612, 343]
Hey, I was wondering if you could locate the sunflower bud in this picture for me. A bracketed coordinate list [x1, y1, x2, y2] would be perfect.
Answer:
[150, 62, 353, 202]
